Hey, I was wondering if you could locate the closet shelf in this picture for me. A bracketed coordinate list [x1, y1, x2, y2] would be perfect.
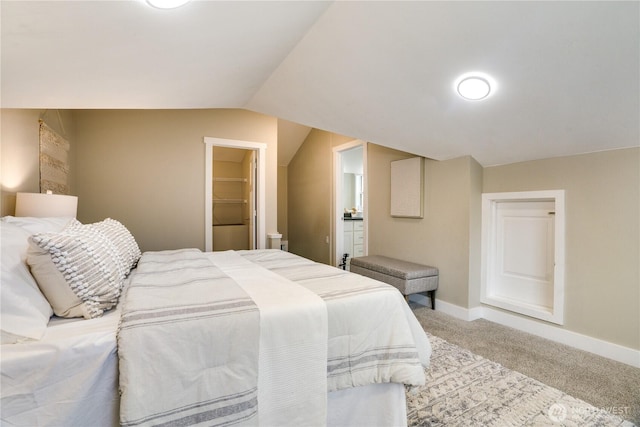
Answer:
[213, 199, 247, 204]
[213, 177, 247, 182]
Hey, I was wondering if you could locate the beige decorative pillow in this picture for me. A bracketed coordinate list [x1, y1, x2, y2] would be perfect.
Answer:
[27, 223, 128, 319]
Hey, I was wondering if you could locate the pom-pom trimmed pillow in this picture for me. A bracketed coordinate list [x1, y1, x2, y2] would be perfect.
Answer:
[27, 223, 129, 319]
[96, 218, 141, 272]
[68, 218, 141, 273]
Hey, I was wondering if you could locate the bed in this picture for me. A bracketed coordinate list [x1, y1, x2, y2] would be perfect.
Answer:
[1, 216, 431, 426]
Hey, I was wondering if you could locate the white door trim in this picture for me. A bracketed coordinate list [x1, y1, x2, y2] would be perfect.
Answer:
[204, 137, 267, 251]
[481, 190, 565, 324]
[248, 151, 257, 250]
[332, 140, 368, 267]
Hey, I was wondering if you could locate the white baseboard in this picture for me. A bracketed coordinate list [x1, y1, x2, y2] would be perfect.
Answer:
[429, 300, 640, 369]
[424, 298, 483, 321]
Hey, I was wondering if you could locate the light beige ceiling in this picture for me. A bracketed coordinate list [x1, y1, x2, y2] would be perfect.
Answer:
[2, 1, 638, 167]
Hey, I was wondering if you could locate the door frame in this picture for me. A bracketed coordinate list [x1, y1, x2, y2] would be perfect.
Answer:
[247, 150, 257, 250]
[332, 140, 368, 267]
[204, 137, 267, 251]
[481, 190, 565, 324]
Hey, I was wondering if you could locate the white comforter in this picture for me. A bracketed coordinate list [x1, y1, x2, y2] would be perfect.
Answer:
[235, 249, 431, 390]
[1, 310, 121, 426]
[117, 249, 431, 427]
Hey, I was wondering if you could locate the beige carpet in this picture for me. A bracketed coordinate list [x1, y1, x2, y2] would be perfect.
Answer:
[411, 306, 640, 425]
[407, 333, 635, 426]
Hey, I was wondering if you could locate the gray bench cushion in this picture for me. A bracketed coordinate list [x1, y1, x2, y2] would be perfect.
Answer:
[350, 255, 439, 304]
[350, 255, 438, 280]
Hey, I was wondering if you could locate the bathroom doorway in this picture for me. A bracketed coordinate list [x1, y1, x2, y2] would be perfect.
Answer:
[333, 140, 367, 269]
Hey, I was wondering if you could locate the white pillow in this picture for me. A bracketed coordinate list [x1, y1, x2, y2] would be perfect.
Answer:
[0, 221, 55, 344]
[27, 222, 129, 319]
[2, 216, 79, 235]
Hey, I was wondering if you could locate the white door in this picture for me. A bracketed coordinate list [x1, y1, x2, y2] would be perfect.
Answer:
[481, 190, 565, 325]
[493, 201, 555, 309]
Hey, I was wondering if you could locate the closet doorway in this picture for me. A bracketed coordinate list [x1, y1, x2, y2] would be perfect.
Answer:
[204, 137, 266, 251]
[212, 147, 255, 251]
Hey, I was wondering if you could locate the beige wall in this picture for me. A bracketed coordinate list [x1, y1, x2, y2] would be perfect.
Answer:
[1, 108, 278, 251]
[277, 165, 288, 241]
[288, 135, 483, 310]
[352, 142, 639, 350]
[287, 129, 332, 263]
[1, 109, 77, 216]
[74, 109, 278, 252]
[483, 148, 640, 350]
[286, 129, 353, 263]
[3, 107, 637, 351]
[367, 145, 482, 309]
[468, 158, 484, 308]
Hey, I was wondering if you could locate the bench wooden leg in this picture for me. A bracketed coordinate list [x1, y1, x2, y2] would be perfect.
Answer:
[428, 290, 435, 310]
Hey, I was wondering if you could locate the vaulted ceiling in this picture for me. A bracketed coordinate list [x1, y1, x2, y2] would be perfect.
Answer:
[2, 1, 638, 166]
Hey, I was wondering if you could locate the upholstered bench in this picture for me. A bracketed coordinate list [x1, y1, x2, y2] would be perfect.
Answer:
[350, 255, 439, 309]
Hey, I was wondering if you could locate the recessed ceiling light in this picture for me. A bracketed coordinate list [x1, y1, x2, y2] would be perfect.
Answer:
[455, 72, 496, 101]
[146, 0, 191, 9]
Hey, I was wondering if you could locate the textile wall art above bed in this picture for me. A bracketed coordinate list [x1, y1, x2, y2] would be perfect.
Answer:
[39, 119, 70, 195]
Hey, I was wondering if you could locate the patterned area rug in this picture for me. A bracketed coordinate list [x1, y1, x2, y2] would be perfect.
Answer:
[407, 334, 635, 426]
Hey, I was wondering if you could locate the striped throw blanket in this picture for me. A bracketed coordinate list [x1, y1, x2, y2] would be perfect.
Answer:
[118, 249, 261, 427]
